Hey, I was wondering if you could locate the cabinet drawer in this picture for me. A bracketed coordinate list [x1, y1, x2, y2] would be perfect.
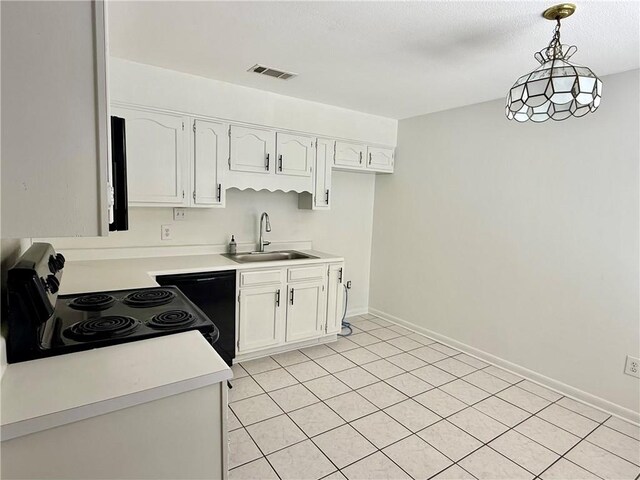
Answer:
[287, 265, 326, 283]
[240, 269, 283, 287]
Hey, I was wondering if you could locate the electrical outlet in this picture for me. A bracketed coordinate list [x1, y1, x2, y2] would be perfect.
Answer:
[173, 208, 186, 221]
[346, 280, 352, 289]
[161, 224, 172, 241]
[624, 355, 640, 378]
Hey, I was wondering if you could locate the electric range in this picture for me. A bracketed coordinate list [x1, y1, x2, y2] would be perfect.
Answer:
[4, 243, 219, 363]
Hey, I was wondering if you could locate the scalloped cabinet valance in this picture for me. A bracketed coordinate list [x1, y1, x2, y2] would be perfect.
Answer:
[112, 103, 394, 210]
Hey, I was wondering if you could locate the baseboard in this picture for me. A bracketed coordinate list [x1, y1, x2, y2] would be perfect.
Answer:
[369, 307, 640, 425]
[346, 307, 368, 318]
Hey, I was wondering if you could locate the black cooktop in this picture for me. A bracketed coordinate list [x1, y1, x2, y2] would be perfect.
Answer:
[43, 287, 218, 354]
[6, 243, 220, 363]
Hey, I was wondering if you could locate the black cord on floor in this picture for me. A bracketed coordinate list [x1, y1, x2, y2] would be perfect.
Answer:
[338, 284, 352, 337]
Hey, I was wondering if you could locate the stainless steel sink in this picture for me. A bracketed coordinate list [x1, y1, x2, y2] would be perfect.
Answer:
[223, 250, 317, 264]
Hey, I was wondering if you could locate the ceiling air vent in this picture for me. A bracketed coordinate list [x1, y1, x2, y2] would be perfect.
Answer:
[248, 64, 297, 80]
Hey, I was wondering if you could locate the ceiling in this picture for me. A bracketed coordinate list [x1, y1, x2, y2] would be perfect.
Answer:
[108, 1, 640, 119]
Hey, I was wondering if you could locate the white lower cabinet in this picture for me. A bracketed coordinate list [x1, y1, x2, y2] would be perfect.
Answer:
[286, 280, 326, 343]
[326, 263, 345, 335]
[237, 262, 344, 357]
[1, 384, 227, 480]
[237, 283, 285, 353]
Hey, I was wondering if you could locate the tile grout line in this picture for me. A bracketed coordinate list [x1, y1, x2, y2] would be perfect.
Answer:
[230, 316, 638, 479]
[535, 413, 612, 480]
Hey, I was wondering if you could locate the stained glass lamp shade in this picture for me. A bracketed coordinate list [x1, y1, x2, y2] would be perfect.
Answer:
[506, 5, 602, 123]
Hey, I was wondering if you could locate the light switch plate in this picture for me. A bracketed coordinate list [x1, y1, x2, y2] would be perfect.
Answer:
[161, 224, 172, 241]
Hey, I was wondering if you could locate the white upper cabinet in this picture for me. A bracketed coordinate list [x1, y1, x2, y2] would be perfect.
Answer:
[276, 133, 314, 177]
[1, 0, 110, 237]
[367, 146, 394, 172]
[298, 138, 332, 211]
[334, 141, 395, 174]
[192, 119, 227, 207]
[334, 141, 366, 169]
[226, 126, 313, 193]
[112, 106, 189, 206]
[315, 139, 333, 209]
[229, 125, 275, 174]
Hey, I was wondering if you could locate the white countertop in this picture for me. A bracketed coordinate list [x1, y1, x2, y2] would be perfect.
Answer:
[59, 249, 344, 295]
[1, 331, 232, 441]
[1, 249, 342, 441]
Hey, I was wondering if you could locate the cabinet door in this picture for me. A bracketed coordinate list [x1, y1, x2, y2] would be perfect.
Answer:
[314, 139, 333, 209]
[276, 133, 313, 177]
[192, 119, 227, 207]
[229, 125, 275, 174]
[367, 147, 394, 172]
[112, 106, 189, 206]
[238, 285, 284, 353]
[286, 281, 326, 343]
[334, 141, 365, 169]
[326, 263, 345, 335]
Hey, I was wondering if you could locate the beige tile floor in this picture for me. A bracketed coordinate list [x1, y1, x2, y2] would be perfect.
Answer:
[228, 314, 640, 480]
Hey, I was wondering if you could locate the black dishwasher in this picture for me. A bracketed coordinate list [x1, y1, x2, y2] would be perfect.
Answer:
[156, 270, 236, 366]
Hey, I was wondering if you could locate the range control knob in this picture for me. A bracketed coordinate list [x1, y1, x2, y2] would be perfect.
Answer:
[48, 253, 65, 272]
[55, 253, 66, 269]
[45, 275, 60, 294]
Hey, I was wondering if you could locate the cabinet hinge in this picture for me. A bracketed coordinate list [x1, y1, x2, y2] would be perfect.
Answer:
[238, 292, 241, 303]
[237, 339, 240, 349]
[193, 190, 196, 201]
[182, 121, 184, 131]
[228, 156, 231, 168]
[193, 121, 196, 133]
[325, 322, 328, 334]
[182, 190, 185, 199]
[228, 126, 231, 137]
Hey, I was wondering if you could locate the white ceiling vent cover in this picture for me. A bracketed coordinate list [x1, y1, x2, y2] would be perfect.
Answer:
[248, 64, 297, 80]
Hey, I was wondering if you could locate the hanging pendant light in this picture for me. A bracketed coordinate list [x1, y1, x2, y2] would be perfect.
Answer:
[506, 3, 602, 123]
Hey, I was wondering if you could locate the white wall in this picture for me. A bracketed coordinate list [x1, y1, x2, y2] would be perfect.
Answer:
[370, 69, 640, 416]
[42, 174, 375, 313]
[38, 58, 394, 313]
[109, 58, 397, 146]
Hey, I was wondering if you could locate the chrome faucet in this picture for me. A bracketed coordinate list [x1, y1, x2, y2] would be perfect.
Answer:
[258, 212, 271, 252]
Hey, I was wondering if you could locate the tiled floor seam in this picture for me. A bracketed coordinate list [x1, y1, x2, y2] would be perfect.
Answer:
[535, 414, 611, 480]
[239, 353, 457, 479]
[232, 317, 638, 479]
[230, 425, 284, 479]
[440, 391, 569, 476]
